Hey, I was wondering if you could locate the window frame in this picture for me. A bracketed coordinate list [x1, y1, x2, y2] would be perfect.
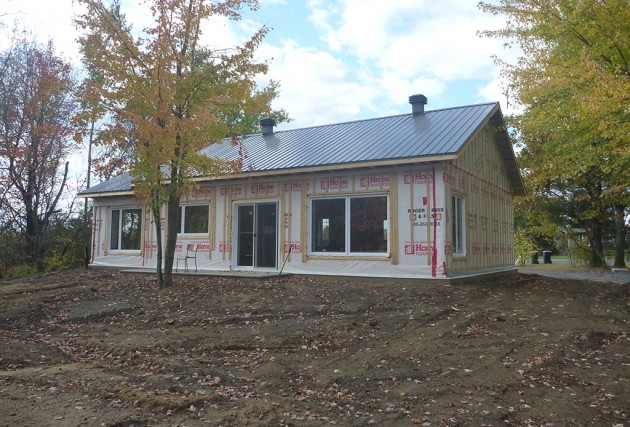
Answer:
[452, 194, 466, 256]
[309, 194, 389, 257]
[109, 207, 143, 252]
[176, 203, 210, 236]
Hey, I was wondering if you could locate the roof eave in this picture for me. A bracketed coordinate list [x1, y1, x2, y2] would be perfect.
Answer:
[78, 190, 136, 199]
[457, 104, 525, 196]
[82, 154, 460, 198]
[189, 154, 459, 183]
[488, 109, 526, 196]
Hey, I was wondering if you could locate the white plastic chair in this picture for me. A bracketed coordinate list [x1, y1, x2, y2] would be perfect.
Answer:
[176, 243, 198, 272]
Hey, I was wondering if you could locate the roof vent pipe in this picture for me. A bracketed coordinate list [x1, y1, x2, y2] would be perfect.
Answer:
[260, 118, 276, 135]
[409, 94, 428, 116]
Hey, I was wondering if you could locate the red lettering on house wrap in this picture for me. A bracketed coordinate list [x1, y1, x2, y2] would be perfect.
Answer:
[404, 240, 433, 256]
[471, 179, 480, 194]
[284, 181, 302, 192]
[196, 243, 210, 252]
[404, 172, 434, 184]
[220, 186, 242, 196]
[415, 242, 430, 255]
[251, 183, 276, 196]
[443, 171, 455, 185]
[404, 242, 414, 255]
[320, 178, 349, 191]
[444, 242, 453, 255]
[192, 187, 211, 199]
[283, 242, 301, 253]
[144, 242, 158, 250]
[360, 175, 390, 189]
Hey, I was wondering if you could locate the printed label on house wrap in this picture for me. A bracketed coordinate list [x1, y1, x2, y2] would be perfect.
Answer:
[250, 182, 277, 197]
[283, 181, 302, 192]
[404, 240, 434, 256]
[358, 175, 391, 189]
[144, 241, 158, 250]
[318, 177, 350, 192]
[403, 171, 434, 184]
[219, 186, 243, 197]
[196, 243, 210, 252]
[283, 241, 301, 253]
[191, 186, 212, 200]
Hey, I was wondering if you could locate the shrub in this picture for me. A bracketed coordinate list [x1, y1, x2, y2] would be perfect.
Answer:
[9, 263, 38, 278]
[514, 229, 538, 266]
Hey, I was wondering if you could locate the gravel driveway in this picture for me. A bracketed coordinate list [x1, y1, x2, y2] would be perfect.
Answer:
[520, 266, 630, 284]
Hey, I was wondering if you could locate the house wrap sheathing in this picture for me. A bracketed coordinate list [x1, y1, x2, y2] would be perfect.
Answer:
[81, 95, 524, 279]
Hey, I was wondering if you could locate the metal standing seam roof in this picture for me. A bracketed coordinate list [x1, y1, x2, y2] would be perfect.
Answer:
[218, 102, 499, 171]
[79, 102, 525, 196]
[80, 172, 133, 196]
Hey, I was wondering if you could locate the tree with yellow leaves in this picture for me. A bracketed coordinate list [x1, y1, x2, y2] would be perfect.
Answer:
[75, 0, 288, 287]
[480, 0, 629, 267]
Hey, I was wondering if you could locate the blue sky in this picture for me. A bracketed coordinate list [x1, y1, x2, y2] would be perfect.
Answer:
[1, 0, 519, 131]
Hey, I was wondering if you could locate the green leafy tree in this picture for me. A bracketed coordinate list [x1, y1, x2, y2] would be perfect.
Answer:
[75, 0, 288, 288]
[513, 181, 562, 264]
[480, 0, 630, 267]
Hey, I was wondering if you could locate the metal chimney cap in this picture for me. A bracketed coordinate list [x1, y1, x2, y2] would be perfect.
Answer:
[409, 94, 428, 105]
[260, 117, 276, 135]
[259, 118, 276, 127]
[409, 94, 428, 116]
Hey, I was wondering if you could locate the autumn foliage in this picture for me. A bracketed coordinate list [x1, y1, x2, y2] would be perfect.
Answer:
[75, 0, 287, 287]
[480, 0, 629, 267]
[0, 37, 79, 272]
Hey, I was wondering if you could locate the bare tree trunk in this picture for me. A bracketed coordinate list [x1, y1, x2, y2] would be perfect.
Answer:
[590, 219, 606, 268]
[162, 191, 179, 288]
[24, 194, 42, 270]
[151, 205, 164, 288]
[22, 162, 69, 272]
[613, 204, 627, 268]
[84, 120, 95, 222]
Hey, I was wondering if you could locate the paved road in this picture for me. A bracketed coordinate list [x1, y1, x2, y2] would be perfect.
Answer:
[519, 267, 630, 284]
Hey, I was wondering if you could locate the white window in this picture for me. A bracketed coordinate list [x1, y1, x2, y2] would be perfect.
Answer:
[176, 204, 209, 235]
[310, 195, 388, 255]
[452, 195, 465, 256]
[110, 208, 142, 251]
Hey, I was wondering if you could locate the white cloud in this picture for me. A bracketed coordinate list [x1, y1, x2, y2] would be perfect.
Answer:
[299, 0, 514, 113]
[0, 0, 519, 130]
[0, 0, 249, 62]
[258, 40, 381, 129]
[1, 0, 83, 63]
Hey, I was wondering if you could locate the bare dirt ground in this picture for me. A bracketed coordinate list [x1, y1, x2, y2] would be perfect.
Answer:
[1, 269, 628, 427]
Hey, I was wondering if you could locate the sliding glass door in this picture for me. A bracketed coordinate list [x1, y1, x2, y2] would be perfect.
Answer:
[235, 202, 278, 268]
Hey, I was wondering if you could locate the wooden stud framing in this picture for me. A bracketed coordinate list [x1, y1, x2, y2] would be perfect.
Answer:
[301, 179, 308, 263]
[390, 172, 398, 265]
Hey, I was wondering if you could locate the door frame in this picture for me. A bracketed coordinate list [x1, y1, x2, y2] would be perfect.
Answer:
[232, 200, 279, 270]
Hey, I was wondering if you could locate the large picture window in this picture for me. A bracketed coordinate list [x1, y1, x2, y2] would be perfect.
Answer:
[176, 204, 209, 235]
[310, 195, 388, 255]
[110, 208, 142, 251]
[452, 195, 465, 256]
